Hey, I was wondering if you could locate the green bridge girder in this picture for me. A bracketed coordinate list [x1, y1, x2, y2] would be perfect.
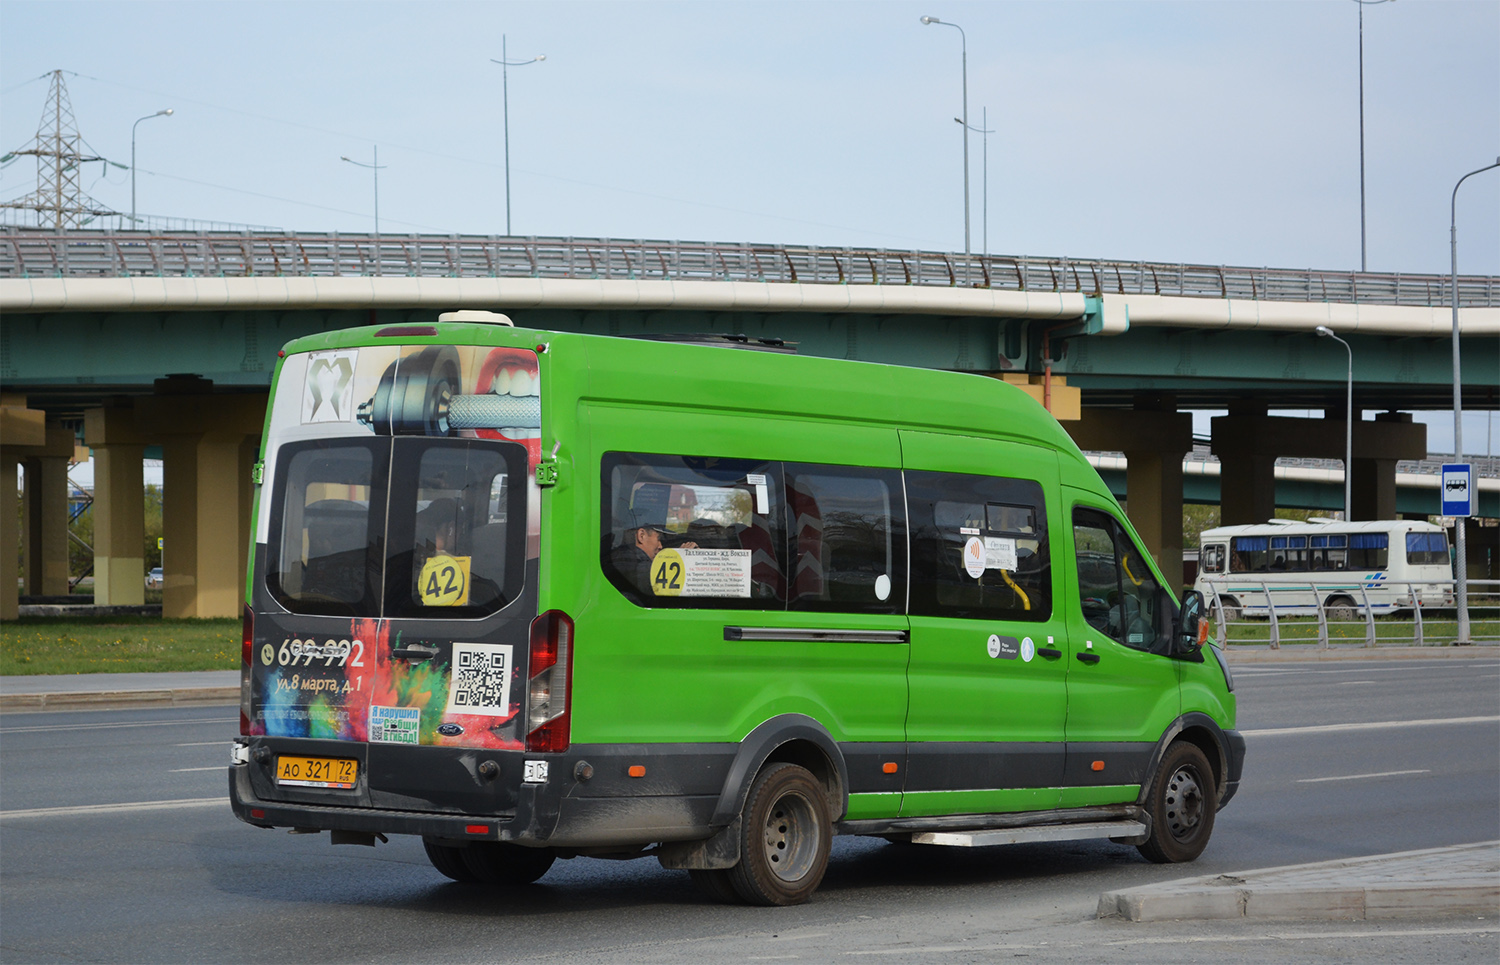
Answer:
[5, 306, 1498, 417]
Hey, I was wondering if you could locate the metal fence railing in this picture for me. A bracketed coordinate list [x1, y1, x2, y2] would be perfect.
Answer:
[2, 229, 1496, 307]
[1205, 579, 1500, 649]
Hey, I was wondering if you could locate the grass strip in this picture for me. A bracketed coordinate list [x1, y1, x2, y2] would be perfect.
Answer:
[0, 616, 239, 675]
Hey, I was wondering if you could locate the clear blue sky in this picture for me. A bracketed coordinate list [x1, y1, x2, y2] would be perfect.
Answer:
[2, 0, 1495, 273]
[2, 1, 1497, 463]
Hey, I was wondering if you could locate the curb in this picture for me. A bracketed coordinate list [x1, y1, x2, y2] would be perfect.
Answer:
[1098, 843, 1500, 922]
[0, 687, 239, 713]
[1225, 646, 1497, 662]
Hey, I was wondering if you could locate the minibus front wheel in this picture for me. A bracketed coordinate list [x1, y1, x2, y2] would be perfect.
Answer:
[1137, 742, 1216, 864]
[727, 763, 832, 905]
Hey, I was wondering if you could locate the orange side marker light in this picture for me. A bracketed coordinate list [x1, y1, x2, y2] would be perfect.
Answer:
[1091, 760, 1105, 772]
[628, 765, 646, 778]
[882, 762, 899, 774]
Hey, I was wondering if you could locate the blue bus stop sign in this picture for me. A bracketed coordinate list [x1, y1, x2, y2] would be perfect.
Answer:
[1441, 463, 1472, 517]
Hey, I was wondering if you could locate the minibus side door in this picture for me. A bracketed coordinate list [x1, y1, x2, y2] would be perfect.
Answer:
[899, 432, 1068, 817]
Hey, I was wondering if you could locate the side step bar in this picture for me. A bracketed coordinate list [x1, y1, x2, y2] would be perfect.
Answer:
[911, 820, 1146, 848]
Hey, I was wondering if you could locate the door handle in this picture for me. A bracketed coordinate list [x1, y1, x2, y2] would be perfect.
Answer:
[391, 643, 439, 661]
[1037, 647, 1062, 660]
[1076, 651, 1100, 665]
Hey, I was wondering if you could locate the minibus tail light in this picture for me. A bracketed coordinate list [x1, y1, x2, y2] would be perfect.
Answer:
[526, 610, 574, 753]
[240, 604, 254, 736]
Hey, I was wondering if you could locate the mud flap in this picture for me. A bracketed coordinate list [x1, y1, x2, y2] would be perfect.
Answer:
[657, 816, 743, 870]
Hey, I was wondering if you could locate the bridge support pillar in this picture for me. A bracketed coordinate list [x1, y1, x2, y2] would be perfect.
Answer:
[1349, 413, 1415, 521]
[1213, 409, 1426, 525]
[1, 398, 50, 618]
[135, 387, 266, 619]
[22, 422, 76, 599]
[1065, 398, 1192, 590]
[84, 406, 148, 606]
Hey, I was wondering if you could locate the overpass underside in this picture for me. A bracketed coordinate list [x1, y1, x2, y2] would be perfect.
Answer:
[2, 235, 1497, 618]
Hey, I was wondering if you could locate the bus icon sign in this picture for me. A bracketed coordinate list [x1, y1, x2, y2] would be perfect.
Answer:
[1441, 463, 1472, 517]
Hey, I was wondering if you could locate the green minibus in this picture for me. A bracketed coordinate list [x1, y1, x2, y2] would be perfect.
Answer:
[230, 311, 1243, 905]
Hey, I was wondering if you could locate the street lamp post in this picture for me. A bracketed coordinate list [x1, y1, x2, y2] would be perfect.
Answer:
[130, 108, 173, 226]
[956, 108, 995, 260]
[340, 147, 387, 275]
[921, 16, 969, 270]
[1315, 326, 1354, 523]
[491, 36, 546, 237]
[1352, 0, 1394, 272]
[1448, 156, 1500, 644]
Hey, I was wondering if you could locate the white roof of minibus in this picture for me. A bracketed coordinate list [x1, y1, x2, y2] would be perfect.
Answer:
[1199, 518, 1445, 541]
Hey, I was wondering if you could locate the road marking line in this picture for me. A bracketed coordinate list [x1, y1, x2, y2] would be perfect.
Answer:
[1233, 663, 1500, 677]
[170, 766, 226, 773]
[1337, 680, 1375, 685]
[174, 741, 225, 747]
[0, 797, 224, 819]
[1297, 769, 1430, 783]
[0, 717, 234, 735]
[1243, 715, 1499, 737]
[842, 926, 1500, 955]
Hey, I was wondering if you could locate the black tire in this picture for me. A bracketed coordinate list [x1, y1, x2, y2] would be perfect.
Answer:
[422, 840, 478, 883]
[688, 868, 741, 904]
[1137, 742, 1216, 864]
[726, 763, 832, 906]
[1325, 596, 1357, 622]
[460, 842, 556, 885]
[1218, 596, 1242, 623]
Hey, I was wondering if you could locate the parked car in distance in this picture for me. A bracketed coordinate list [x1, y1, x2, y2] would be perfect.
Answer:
[145, 567, 163, 589]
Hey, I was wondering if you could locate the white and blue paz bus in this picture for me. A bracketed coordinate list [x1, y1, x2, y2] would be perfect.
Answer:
[1193, 519, 1452, 620]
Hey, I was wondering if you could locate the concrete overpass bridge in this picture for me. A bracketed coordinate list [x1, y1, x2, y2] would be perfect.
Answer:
[2, 229, 1497, 618]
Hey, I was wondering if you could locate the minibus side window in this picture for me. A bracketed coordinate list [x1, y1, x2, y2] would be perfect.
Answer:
[1073, 508, 1166, 654]
[268, 441, 384, 616]
[906, 471, 1051, 622]
[1201, 543, 1225, 574]
[601, 453, 786, 609]
[1230, 536, 1268, 572]
[784, 464, 905, 613]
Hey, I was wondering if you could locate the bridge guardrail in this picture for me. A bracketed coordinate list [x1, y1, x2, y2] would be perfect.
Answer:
[2, 229, 1496, 307]
[1205, 579, 1499, 649]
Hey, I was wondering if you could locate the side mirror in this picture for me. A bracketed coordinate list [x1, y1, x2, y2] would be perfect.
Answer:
[1175, 589, 1210, 655]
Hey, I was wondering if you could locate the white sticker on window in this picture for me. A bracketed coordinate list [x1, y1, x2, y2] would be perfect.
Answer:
[960, 527, 980, 536]
[754, 484, 769, 514]
[985, 537, 1018, 571]
[745, 473, 767, 486]
[963, 537, 986, 579]
[446, 643, 513, 716]
[651, 548, 753, 598]
[301, 350, 359, 424]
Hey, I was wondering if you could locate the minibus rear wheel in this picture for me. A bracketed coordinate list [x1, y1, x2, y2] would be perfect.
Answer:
[422, 840, 478, 882]
[727, 763, 832, 905]
[1325, 596, 1357, 622]
[461, 842, 557, 885]
[1137, 742, 1216, 864]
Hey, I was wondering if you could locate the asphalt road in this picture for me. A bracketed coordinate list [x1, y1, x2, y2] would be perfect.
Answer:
[1, 657, 1496, 964]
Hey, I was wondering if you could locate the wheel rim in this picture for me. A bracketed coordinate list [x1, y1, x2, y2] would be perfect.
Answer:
[760, 790, 821, 882]
[1163, 764, 1206, 841]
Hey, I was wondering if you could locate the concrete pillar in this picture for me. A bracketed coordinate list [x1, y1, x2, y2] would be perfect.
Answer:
[1, 396, 47, 620]
[1064, 400, 1192, 590]
[84, 405, 148, 606]
[1211, 409, 1424, 525]
[135, 387, 266, 618]
[1350, 413, 1412, 522]
[21, 422, 75, 597]
[1218, 452, 1277, 526]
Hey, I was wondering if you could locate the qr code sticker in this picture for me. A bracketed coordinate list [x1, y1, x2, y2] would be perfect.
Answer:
[446, 643, 513, 717]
